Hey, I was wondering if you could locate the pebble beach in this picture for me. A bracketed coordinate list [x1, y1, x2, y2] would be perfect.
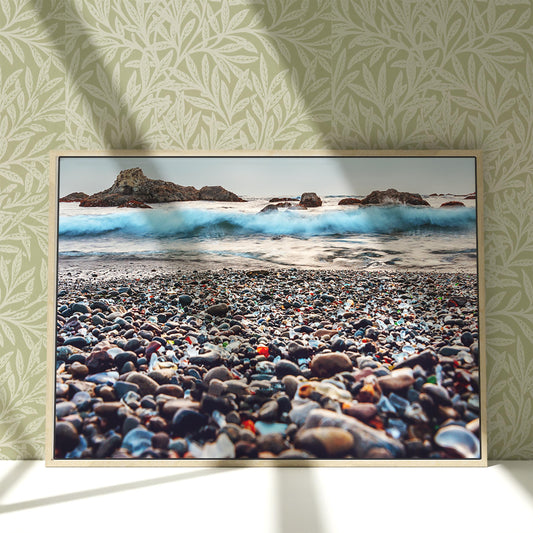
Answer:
[54, 266, 482, 461]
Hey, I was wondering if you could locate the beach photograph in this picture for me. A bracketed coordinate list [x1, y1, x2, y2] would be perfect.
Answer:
[50, 153, 484, 463]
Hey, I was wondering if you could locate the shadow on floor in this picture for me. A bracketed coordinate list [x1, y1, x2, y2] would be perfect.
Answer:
[0, 461, 34, 501]
[0, 466, 233, 514]
[497, 461, 533, 502]
[276, 467, 325, 533]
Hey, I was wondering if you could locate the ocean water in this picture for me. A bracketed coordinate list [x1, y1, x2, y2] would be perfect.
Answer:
[58, 195, 478, 272]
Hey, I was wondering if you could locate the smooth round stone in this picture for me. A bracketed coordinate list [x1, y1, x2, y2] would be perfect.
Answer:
[147, 369, 175, 385]
[169, 438, 188, 455]
[276, 395, 291, 413]
[155, 384, 184, 398]
[342, 402, 377, 422]
[207, 379, 227, 396]
[97, 385, 117, 402]
[200, 394, 232, 414]
[235, 441, 258, 458]
[289, 401, 320, 425]
[114, 380, 140, 399]
[152, 432, 170, 450]
[288, 342, 312, 360]
[63, 336, 89, 349]
[123, 339, 141, 352]
[147, 416, 167, 433]
[310, 353, 352, 378]
[96, 432, 122, 458]
[56, 383, 69, 397]
[55, 401, 76, 418]
[86, 371, 119, 385]
[122, 427, 154, 456]
[141, 396, 157, 410]
[62, 414, 83, 433]
[438, 345, 465, 357]
[278, 449, 315, 459]
[203, 365, 233, 384]
[92, 315, 104, 326]
[461, 331, 474, 347]
[256, 433, 289, 455]
[188, 351, 220, 367]
[56, 346, 72, 361]
[171, 409, 208, 437]
[70, 362, 89, 380]
[71, 302, 91, 314]
[121, 361, 136, 374]
[295, 427, 354, 458]
[91, 300, 110, 312]
[422, 383, 452, 406]
[122, 415, 141, 435]
[395, 349, 435, 370]
[179, 295, 193, 307]
[125, 372, 159, 396]
[114, 351, 137, 369]
[71, 391, 91, 410]
[330, 337, 346, 352]
[434, 424, 480, 458]
[377, 368, 415, 392]
[467, 394, 480, 413]
[258, 400, 278, 421]
[275, 360, 301, 378]
[86, 350, 114, 374]
[55, 421, 79, 453]
[206, 303, 229, 317]
[94, 402, 123, 419]
[281, 375, 299, 399]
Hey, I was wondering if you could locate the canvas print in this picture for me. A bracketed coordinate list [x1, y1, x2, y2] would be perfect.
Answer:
[49, 152, 485, 464]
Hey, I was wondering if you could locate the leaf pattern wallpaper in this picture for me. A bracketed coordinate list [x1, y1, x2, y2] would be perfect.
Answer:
[0, 0, 532, 459]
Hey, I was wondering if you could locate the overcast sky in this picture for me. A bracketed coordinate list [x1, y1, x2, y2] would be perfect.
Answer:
[59, 155, 476, 198]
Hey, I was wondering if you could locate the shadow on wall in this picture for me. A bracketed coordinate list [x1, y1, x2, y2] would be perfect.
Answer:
[32, 2, 336, 529]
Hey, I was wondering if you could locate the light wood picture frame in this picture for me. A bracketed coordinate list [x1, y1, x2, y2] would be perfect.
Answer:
[46, 150, 487, 466]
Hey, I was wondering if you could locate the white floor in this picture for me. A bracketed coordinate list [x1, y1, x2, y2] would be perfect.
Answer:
[1, 461, 532, 532]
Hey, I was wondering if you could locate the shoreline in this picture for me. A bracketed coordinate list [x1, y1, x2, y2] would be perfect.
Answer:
[57, 257, 478, 283]
[54, 267, 481, 461]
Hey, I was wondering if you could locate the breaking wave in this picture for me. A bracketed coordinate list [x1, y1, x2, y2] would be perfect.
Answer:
[59, 205, 476, 239]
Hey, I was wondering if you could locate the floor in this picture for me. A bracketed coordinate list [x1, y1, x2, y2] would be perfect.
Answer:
[0, 461, 532, 532]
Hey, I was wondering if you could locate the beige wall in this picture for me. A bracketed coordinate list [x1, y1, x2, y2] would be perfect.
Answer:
[1, 1, 532, 459]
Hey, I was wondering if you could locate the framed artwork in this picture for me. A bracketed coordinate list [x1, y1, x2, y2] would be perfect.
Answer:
[46, 150, 487, 466]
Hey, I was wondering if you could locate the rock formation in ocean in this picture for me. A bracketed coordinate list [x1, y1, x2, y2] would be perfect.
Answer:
[440, 201, 465, 208]
[59, 192, 89, 202]
[338, 198, 362, 205]
[299, 192, 322, 207]
[79, 167, 245, 207]
[360, 188, 430, 206]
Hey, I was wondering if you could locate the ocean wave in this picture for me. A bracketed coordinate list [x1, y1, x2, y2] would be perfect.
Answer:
[59, 205, 476, 238]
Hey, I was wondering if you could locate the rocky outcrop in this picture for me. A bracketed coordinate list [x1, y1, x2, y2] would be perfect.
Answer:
[464, 192, 476, 200]
[79, 168, 245, 207]
[260, 204, 280, 213]
[440, 201, 465, 208]
[361, 188, 430, 206]
[269, 197, 298, 202]
[299, 192, 322, 208]
[198, 186, 245, 202]
[259, 202, 305, 214]
[338, 198, 361, 206]
[59, 192, 89, 203]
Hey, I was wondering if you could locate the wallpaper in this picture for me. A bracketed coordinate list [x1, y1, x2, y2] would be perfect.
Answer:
[1, 0, 532, 459]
